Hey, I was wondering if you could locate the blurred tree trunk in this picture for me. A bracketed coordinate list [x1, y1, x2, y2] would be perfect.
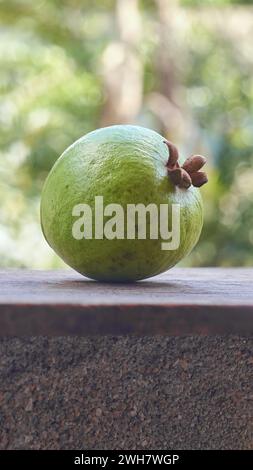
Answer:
[101, 0, 143, 125]
[155, 0, 180, 102]
[147, 0, 186, 139]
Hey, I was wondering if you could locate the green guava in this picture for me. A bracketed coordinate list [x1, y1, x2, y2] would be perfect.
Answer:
[40, 125, 207, 281]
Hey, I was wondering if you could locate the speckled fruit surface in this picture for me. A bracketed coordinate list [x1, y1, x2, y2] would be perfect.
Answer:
[41, 125, 203, 281]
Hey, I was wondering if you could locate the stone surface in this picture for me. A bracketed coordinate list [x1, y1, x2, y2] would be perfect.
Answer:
[0, 336, 252, 450]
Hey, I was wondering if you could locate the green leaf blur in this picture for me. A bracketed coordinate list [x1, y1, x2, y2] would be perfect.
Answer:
[0, 0, 252, 268]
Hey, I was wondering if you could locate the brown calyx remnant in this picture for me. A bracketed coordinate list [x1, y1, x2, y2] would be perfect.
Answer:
[163, 140, 208, 189]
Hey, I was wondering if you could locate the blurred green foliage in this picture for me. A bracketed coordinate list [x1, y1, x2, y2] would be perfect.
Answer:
[0, 0, 253, 268]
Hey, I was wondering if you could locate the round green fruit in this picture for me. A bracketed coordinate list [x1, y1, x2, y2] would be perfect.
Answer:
[41, 125, 207, 281]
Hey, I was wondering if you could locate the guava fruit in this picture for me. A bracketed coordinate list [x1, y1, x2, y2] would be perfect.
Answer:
[40, 125, 207, 281]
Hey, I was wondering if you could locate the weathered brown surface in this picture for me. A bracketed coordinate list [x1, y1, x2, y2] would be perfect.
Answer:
[0, 268, 253, 335]
[0, 336, 252, 450]
[1, 270, 253, 449]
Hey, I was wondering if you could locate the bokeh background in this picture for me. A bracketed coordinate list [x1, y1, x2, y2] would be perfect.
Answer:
[1, 0, 253, 269]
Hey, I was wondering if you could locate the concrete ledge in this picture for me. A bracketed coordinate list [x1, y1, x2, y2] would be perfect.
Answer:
[1, 269, 253, 335]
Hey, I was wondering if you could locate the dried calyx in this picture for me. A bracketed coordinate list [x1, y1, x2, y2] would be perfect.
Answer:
[163, 140, 208, 189]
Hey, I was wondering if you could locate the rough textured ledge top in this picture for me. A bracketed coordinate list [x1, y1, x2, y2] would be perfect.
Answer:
[0, 268, 252, 336]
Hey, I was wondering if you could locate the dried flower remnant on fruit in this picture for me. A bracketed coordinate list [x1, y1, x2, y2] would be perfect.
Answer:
[163, 140, 208, 189]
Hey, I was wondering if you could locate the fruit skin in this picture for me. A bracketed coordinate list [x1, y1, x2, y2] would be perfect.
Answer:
[41, 125, 203, 282]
